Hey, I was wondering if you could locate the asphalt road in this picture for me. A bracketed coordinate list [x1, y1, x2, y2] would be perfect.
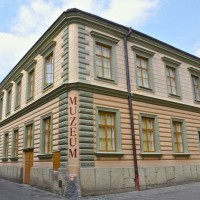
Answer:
[0, 178, 65, 200]
[1, 177, 200, 200]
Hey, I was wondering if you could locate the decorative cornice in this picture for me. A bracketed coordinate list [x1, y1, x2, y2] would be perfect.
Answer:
[13, 73, 23, 83]
[90, 30, 120, 44]
[162, 56, 181, 66]
[39, 41, 56, 56]
[5, 83, 13, 91]
[133, 93, 200, 113]
[2, 82, 200, 128]
[24, 60, 37, 71]
[188, 67, 200, 74]
[131, 45, 155, 56]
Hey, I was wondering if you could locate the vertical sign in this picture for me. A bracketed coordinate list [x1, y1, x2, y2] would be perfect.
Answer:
[68, 91, 79, 175]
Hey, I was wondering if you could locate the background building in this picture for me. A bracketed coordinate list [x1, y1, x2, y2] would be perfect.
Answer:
[0, 8, 200, 198]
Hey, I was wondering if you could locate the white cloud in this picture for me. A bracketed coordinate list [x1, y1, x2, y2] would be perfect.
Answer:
[0, 0, 160, 82]
[102, 0, 160, 27]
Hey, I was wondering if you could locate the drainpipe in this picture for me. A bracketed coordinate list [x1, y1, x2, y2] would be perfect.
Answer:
[124, 27, 140, 191]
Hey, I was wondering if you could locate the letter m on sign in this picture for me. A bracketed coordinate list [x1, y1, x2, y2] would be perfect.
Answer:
[70, 97, 77, 105]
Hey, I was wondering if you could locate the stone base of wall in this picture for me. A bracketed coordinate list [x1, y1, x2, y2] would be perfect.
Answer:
[80, 165, 200, 196]
[0, 166, 23, 183]
[1, 164, 200, 197]
[30, 167, 66, 195]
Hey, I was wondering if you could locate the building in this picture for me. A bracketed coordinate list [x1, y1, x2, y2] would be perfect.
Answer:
[1, 8, 200, 198]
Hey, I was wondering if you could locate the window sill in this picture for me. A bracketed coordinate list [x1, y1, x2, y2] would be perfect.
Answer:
[15, 105, 21, 111]
[172, 153, 191, 157]
[95, 152, 123, 157]
[168, 94, 181, 100]
[138, 86, 154, 93]
[95, 76, 117, 84]
[9, 157, 19, 161]
[1, 157, 8, 161]
[140, 152, 163, 158]
[6, 112, 10, 117]
[23, 147, 34, 152]
[42, 83, 54, 93]
[194, 100, 200, 104]
[37, 153, 52, 159]
[26, 96, 34, 103]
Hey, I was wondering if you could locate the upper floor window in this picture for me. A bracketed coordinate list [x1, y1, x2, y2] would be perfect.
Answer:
[96, 43, 112, 79]
[132, 46, 155, 91]
[166, 66, 177, 95]
[44, 53, 54, 88]
[13, 73, 23, 109]
[16, 81, 22, 108]
[192, 75, 200, 101]
[188, 67, 200, 103]
[136, 56, 149, 88]
[25, 60, 36, 102]
[162, 57, 181, 99]
[0, 95, 3, 120]
[91, 31, 119, 83]
[6, 89, 12, 115]
[28, 69, 35, 99]
[39, 41, 56, 91]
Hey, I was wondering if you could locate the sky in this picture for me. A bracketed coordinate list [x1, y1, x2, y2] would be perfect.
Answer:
[0, 0, 200, 82]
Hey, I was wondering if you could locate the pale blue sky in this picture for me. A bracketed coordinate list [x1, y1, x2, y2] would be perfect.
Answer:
[0, 0, 200, 82]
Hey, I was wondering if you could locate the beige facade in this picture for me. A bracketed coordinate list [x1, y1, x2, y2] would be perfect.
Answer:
[1, 8, 200, 197]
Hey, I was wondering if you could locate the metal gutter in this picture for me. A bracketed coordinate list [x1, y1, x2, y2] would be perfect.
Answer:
[124, 27, 140, 191]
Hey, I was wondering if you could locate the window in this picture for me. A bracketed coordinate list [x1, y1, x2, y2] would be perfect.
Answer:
[28, 69, 35, 99]
[172, 121, 184, 153]
[39, 113, 52, 155]
[136, 56, 150, 88]
[24, 121, 34, 150]
[139, 113, 161, 156]
[95, 43, 112, 79]
[6, 89, 12, 115]
[98, 111, 116, 152]
[44, 53, 54, 88]
[0, 96, 3, 120]
[13, 73, 23, 109]
[170, 118, 189, 156]
[39, 41, 56, 91]
[188, 67, 200, 102]
[25, 60, 36, 102]
[12, 129, 19, 158]
[162, 56, 181, 98]
[141, 117, 155, 152]
[3, 133, 9, 158]
[16, 81, 22, 108]
[198, 129, 200, 149]
[132, 45, 155, 91]
[166, 66, 177, 95]
[91, 31, 119, 83]
[25, 123, 33, 148]
[96, 107, 122, 155]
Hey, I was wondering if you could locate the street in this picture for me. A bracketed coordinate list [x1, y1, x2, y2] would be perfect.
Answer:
[0, 178, 200, 200]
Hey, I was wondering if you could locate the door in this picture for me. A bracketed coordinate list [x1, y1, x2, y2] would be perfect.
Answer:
[24, 151, 33, 184]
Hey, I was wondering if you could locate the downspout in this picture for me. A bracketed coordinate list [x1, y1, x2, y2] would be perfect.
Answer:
[124, 28, 140, 191]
